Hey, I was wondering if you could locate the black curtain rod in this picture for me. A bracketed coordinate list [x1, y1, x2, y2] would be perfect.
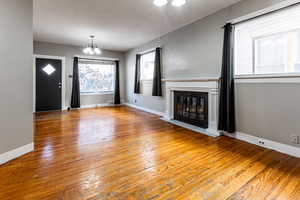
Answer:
[224, 2, 300, 27]
[139, 49, 156, 56]
[138, 46, 161, 56]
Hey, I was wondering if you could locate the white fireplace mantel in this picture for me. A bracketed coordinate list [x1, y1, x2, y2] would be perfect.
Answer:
[161, 78, 221, 137]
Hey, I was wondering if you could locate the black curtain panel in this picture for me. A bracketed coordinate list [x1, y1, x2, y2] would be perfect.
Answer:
[218, 23, 236, 133]
[152, 47, 163, 97]
[71, 57, 81, 108]
[114, 60, 121, 105]
[134, 54, 141, 94]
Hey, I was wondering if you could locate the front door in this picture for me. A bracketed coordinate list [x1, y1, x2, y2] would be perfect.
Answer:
[36, 58, 62, 112]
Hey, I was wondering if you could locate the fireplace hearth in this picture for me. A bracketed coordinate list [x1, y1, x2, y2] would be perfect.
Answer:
[174, 91, 208, 128]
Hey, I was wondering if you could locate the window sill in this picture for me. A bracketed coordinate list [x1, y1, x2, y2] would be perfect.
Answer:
[235, 74, 300, 83]
[80, 92, 114, 96]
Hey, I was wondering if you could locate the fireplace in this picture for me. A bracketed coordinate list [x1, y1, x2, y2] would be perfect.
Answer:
[162, 77, 220, 137]
[174, 91, 208, 128]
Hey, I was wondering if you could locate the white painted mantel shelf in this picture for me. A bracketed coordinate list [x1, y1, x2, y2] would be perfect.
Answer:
[161, 77, 221, 138]
[162, 77, 220, 82]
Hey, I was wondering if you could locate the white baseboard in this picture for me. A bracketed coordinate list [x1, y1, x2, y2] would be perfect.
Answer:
[161, 118, 221, 138]
[0, 143, 34, 165]
[124, 103, 165, 116]
[224, 132, 300, 158]
[80, 103, 119, 109]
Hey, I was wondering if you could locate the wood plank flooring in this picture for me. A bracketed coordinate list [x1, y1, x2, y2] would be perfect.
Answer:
[1, 106, 300, 200]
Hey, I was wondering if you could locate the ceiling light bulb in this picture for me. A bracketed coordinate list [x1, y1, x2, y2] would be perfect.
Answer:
[89, 49, 95, 55]
[94, 48, 101, 55]
[86, 47, 92, 52]
[153, 0, 168, 7]
[172, 0, 186, 7]
[83, 47, 89, 54]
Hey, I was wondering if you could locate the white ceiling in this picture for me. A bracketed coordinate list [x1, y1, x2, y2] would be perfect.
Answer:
[33, 0, 241, 51]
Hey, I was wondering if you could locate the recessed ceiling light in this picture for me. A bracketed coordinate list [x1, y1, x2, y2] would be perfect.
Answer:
[172, 0, 186, 7]
[153, 0, 168, 7]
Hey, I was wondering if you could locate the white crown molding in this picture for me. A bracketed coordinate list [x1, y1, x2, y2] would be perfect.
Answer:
[0, 143, 34, 165]
[224, 132, 300, 158]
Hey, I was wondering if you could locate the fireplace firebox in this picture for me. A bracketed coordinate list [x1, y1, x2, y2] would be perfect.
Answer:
[174, 91, 208, 128]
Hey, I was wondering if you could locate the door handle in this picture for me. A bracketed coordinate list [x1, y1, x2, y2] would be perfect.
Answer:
[58, 83, 62, 88]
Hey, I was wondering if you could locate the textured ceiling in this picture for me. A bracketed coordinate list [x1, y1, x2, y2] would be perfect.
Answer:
[34, 0, 241, 51]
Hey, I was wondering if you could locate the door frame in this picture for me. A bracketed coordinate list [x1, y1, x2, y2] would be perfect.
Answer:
[33, 54, 66, 112]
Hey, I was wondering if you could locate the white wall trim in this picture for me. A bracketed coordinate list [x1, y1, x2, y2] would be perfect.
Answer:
[235, 75, 300, 83]
[224, 132, 300, 158]
[124, 103, 165, 116]
[80, 103, 119, 109]
[33, 55, 67, 112]
[0, 143, 34, 165]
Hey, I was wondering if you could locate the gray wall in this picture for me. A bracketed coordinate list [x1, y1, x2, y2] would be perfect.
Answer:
[125, 0, 300, 147]
[34, 42, 126, 107]
[0, 0, 33, 154]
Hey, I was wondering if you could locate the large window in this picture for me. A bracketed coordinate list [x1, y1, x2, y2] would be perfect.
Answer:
[235, 4, 300, 76]
[140, 51, 155, 80]
[79, 62, 114, 94]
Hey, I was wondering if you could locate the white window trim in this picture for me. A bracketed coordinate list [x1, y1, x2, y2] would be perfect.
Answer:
[231, 0, 300, 83]
[235, 27, 300, 79]
[80, 91, 114, 96]
[235, 73, 300, 83]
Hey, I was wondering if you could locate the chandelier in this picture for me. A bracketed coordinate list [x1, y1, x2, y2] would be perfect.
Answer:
[153, 0, 186, 7]
[83, 35, 102, 55]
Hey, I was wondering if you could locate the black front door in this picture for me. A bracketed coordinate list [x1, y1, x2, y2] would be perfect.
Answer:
[36, 58, 62, 112]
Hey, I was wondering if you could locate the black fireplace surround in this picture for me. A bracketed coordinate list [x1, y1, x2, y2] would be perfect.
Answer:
[174, 91, 208, 128]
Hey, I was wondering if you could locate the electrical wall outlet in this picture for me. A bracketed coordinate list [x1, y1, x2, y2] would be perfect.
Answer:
[290, 135, 300, 144]
[134, 99, 137, 103]
[258, 139, 265, 146]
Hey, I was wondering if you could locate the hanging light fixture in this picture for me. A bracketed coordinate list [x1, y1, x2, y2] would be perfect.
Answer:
[153, 0, 168, 7]
[83, 35, 102, 55]
[153, 0, 186, 7]
[171, 0, 186, 7]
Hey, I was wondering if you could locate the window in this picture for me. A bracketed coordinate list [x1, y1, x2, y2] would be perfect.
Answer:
[79, 62, 114, 94]
[235, 4, 300, 76]
[140, 51, 155, 80]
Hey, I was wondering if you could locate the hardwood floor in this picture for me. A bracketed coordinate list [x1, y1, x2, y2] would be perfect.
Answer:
[1, 106, 300, 200]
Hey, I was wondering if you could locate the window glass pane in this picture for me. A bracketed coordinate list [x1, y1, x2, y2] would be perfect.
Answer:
[79, 63, 114, 93]
[235, 4, 300, 75]
[254, 34, 286, 74]
[295, 32, 300, 72]
[141, 52, 155, 80]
